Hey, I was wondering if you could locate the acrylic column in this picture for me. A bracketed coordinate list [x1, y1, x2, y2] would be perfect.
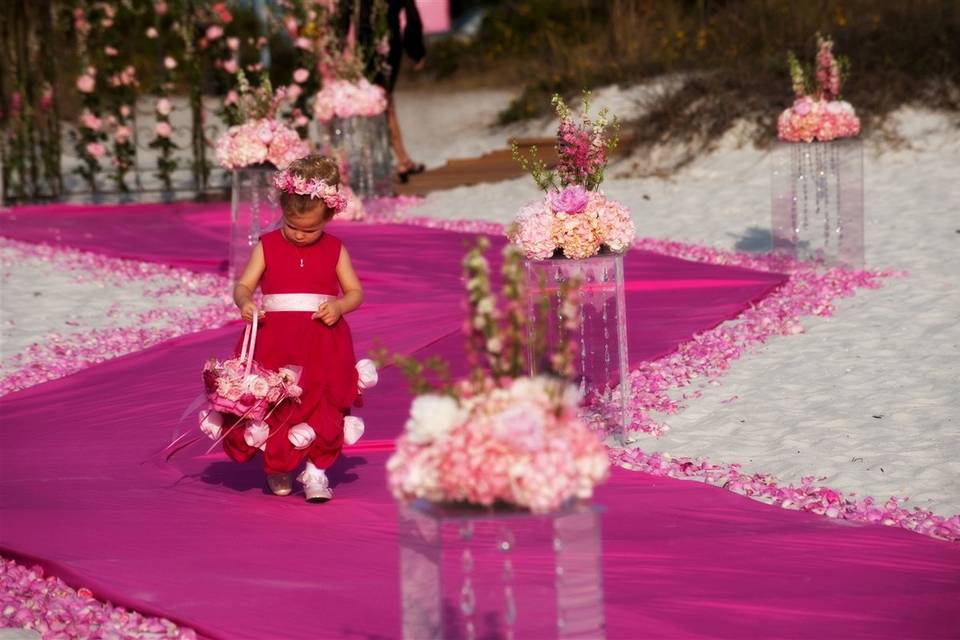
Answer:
[323, 114, 393, 199]
[524, 253, 630, 444]
[229, 166, 281, 285]
[771, 139, 864, 267]
[398, 500, 606, 640]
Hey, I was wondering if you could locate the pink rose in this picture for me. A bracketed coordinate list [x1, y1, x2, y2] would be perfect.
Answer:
[224, 89, 239, 106]
[222, 58, 238, 74]
[154, 1, 168, 15]
[206, 25, 224, 41]
[295, 37, 312, 51]
[164, 56, 177, 70]
[105, 46, 118, 56]
[146, 27, 158, 39]
[156, 98, 172, 116]
[76, 74, 95, 93]
[293, 68, 309, 84]
[120, 104, 131, 117]
[286, 84, 302, 101]
[154, 121, 172, 138]
[114, 125, 132, 144]
[548, 185, 590, 214]
[79, 110, 101, 131]
[227, 37, 240, 51]
[85, 142, 105, 158]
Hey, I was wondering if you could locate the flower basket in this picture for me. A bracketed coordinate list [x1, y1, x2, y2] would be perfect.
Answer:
[202, 313, 302, 425]
[398, 499, 606, 639]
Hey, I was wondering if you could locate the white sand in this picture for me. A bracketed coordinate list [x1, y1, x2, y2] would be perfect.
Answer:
[2, 86, 957, 518]
[0, 247, 222, 373]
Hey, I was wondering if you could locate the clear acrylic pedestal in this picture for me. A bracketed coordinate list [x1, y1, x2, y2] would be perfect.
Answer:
[229, 166, 281, 284]
[771, 139, 864, 267]
[322, 114, 393, 199]
[398, 500, 606, 640]
[524, 253, 630, 444]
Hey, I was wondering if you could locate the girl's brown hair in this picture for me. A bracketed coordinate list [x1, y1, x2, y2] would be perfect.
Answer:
[279, 155, 341, 220]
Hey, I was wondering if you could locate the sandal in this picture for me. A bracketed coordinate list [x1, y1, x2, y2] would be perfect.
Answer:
[396, 162, 426, 183]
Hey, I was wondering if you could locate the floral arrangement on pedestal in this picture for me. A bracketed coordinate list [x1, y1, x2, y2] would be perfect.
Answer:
[312, 78, 387, 123]
[510, 93, 635, 260]
[381, 239, 610, 514]
[215, 71, 310, 170]
[777, 34, 860, 143]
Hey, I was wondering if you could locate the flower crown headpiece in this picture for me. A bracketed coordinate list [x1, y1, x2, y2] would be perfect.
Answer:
[273, 170, 348, 213]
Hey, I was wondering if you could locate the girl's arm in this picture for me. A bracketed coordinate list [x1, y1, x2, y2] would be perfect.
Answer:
[233, 241, 266, 323]
[314, 245, 363, 325]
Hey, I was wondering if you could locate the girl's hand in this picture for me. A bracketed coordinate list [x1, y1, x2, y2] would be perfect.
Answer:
[241, 302, 265, 323]
[313, 301, 342, 325]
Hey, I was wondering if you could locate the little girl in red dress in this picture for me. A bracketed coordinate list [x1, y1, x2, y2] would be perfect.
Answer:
[213, 155, 375, 502]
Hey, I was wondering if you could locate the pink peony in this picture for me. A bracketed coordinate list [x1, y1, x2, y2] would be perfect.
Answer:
[154, 121, 172, 138]
[548, 184, 590, 214]
[206, 25, 224, 41]
[222, 58, 238, 74]
[227, 36, 240, 51]
[146, 27, 158, 39]
[293, 68, 310, 84]
[154, 1, 168, 15]
[76, 74, 96, 93]
[156, 98, 172, 116]
[224, 89, 239, 106]
[105, 46, 118, 56]
[120, 104, 131, 117]
[295, 37, 313, 51]
[164, 56, 177, 70]
[286, 83, 302, 101]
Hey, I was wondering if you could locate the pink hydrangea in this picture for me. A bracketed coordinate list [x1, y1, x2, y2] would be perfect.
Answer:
[590, 192, 635, 253]
[312, 78, 387, 122]
[554, 210, 601, 259]
[509, 200, 557, 260]
[512, 190, 635, 260]
[215, 119, 308, 170]
[777, 97, 860, 143]
[387, 376, 610, 513]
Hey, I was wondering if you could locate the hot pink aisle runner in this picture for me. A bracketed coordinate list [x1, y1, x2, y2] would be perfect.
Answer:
[2, 208, 959, 638]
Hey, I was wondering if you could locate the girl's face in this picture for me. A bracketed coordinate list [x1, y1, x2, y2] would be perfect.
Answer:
[282, 203, 329, 246]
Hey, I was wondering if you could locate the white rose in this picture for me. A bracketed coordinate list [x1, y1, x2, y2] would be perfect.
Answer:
[405, 395, 464, 444]
[356, 359, 379, 391]
[486, 337, 503, 353]
[243, 420, 270, 448]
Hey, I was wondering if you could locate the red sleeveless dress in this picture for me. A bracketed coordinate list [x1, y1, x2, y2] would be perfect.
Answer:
[222, 229, 360, 474]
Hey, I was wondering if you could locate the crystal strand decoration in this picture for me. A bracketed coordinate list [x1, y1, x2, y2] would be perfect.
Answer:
[831, 142, 842, 255]
[789, 144, 799, 242]
[578, 264, 587, 398]
[498, 526, 517, 640]
[554, 527, 567, 634]
[459, 522, 476, 640]
[601, 264, 611, 406]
